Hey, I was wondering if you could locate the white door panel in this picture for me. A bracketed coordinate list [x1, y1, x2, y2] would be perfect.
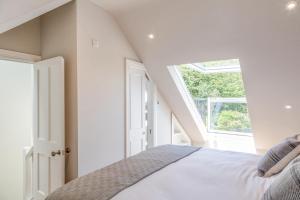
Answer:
[130, 73, 144, 129]
[126, 60, 148, 157]
[33, 57, 65, 199]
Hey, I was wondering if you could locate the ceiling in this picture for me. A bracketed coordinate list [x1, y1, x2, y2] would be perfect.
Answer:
[0, 0, 71, 33]
[90, 0, 152, 15]
[94, 0, 300, 149]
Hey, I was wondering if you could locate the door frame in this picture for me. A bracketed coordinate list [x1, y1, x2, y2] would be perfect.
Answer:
[0, 49, 41, 63]
[125, 59, 157, 157]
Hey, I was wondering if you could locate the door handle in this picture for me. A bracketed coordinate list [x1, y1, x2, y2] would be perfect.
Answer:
[51, 150, 61, 157]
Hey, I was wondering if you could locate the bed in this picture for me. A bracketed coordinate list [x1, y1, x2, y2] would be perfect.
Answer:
[47, 145, 276, 200]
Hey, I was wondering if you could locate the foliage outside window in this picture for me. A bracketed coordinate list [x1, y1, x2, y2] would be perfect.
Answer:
[179, 61, 252, 134]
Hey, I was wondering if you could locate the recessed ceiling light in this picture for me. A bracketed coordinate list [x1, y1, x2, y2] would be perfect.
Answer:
[148, 34, 155, 39]
[286, 1, 298, 10]
[285, 105, 293, 110]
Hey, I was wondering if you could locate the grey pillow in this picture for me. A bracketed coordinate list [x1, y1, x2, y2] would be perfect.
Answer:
[262, 157, 300, 200]
[257, 135, 300, 177]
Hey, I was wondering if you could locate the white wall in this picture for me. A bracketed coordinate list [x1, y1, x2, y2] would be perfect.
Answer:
[0, 0, 175, 184]
[156, 92, 172, 145]
[0, 18, 41, 55]
[76, 0, 140, 176]
[0, 60, 32, 200]
[40, 0, 174, 179]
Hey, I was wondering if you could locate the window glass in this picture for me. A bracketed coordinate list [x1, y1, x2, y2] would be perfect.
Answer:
[179, 59, 252, 135]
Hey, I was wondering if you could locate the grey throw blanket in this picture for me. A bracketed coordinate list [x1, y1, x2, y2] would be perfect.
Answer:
[47, 145, 200, 200]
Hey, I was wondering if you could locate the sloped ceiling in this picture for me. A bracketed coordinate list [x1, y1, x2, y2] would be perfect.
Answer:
[0, 0, 72, 33]
[90, 0, 151, 14]
[94, 0, 300, 150]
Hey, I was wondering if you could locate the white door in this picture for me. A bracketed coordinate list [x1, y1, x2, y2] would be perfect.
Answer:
[126, 60, 149, 157]
[33, 57, 65, 200]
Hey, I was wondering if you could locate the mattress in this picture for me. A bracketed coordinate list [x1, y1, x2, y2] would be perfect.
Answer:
[113, 148, 275, 200]
[47, 146, 276, 200]
[46, 145, 199, 200]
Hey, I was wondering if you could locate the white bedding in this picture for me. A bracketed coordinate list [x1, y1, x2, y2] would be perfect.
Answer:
[113, 148, 276, 200]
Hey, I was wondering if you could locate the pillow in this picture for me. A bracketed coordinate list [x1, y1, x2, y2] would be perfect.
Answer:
[264, 145, 300, 177]
[262, 157, 300, 200]
[257, 134, 300, 177]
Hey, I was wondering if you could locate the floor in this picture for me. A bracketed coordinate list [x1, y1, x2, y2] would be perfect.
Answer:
[205, 133, 257, 154]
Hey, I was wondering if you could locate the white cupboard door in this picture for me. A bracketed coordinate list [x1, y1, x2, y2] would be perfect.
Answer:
[33, 57, 65, 200]
[126, 60, 148, 157]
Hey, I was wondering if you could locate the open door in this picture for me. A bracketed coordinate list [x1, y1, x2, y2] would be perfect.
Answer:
[32, 57, 65, 199]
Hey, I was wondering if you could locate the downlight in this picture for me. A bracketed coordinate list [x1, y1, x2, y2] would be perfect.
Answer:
[148, 34, 155, 39]
[286, 1, 298, 10]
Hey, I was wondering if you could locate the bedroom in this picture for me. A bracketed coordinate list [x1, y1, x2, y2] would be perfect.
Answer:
[0, 0, 299, 200]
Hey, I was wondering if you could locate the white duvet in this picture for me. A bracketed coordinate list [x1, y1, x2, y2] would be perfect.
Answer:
[113, 148, 275, 200]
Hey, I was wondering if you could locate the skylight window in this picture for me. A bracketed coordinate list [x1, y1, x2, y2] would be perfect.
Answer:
[188, 59, 241, 74]
[178, 59, 252, 135]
